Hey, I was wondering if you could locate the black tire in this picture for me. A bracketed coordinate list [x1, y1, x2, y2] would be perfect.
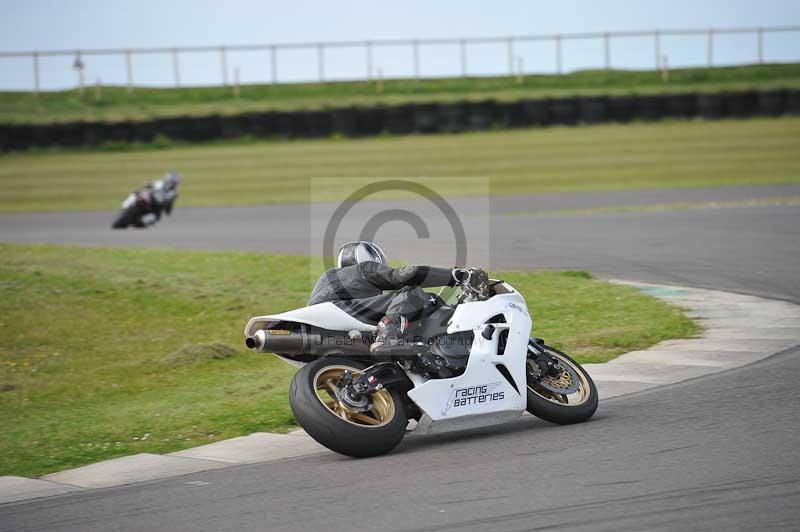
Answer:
[526, 345, 598, 425]
[289, 357, 408, 458]
[111, 208, 136, 229]
[164, 201, 174, 215]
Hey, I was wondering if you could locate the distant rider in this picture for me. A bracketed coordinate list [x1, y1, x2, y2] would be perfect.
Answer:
[152, 172, 181, 215]
[133, 182, 159, 228]
[135, 172, 181, 227]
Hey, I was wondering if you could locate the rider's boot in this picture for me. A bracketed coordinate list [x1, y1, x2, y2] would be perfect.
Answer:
[370, 315, 424, 357]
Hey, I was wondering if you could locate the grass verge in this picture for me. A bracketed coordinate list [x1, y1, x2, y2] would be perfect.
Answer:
[506, 196, 800, 217]
[2, 63, 799, 124]
[0, 244, 697, 477]
[1, 117, 799, 213]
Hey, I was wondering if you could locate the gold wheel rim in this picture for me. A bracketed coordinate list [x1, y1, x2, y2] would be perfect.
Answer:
[313, 365, 396, 428]
[527, 352, 592, 407]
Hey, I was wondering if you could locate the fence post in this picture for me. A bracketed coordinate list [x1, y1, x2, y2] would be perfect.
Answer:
[172, 48, 181, 88]
[654, 30, 661, 71]
[413, 39, 420, 79]
[125, 50, 134, 93]
[757, 27, 764, 64]
[270, 45, 277, 83]
[604, 32, 611, 69]
[74, 50, 85, 95]
[220, 46, 228, 86]
[366, 41, 373, 80]
[460, 38, 467, 77]
[317, 43, 325, 82]
[32, 52, 40, 96]
[555, 34, 563, 74]
[707, 29, 714, 67]
[507, 36, 514, 76]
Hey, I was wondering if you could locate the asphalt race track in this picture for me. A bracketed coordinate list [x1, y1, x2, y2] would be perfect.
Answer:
[2, 183, 799, 301]
[1, 183, 800, 531]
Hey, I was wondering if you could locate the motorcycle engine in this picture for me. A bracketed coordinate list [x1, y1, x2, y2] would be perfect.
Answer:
[412, 332, 474, 378]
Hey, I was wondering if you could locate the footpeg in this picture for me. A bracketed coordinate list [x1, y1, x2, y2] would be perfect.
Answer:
[371, 342, 428, 359]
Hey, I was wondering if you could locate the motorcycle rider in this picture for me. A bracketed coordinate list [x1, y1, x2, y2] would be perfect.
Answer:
[136, 172, 181, 227]
[308, 241, 489, 355]
[133, 182, 159, 228]
[152, 172, 181, 215]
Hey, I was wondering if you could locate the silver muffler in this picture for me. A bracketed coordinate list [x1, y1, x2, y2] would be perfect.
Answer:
[245, 328, 310, 354]
[245, 329, 268, 351]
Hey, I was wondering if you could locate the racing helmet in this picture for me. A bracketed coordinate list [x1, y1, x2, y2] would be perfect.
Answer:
[164, 172, 181, 190]
[336, 241, 387, 268]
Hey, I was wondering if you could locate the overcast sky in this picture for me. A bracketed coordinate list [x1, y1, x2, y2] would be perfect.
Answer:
[2, 0, 799, 90]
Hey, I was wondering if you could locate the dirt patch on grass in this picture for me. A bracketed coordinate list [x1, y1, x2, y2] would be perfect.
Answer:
[161, 343, 240, 365]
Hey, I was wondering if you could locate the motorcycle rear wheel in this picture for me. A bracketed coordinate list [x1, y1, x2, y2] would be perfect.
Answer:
[526, 344, 598, 425]
[289, 357, 408, 458]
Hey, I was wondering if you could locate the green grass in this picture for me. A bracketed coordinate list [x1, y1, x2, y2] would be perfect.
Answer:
[2, 64, 799, 125]
[507, 196, 800, 217]
[0, 243, 697, 477]
[1, 116, 799, 213]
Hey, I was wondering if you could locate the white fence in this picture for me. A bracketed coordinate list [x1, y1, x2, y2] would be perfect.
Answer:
[1, 26, 799, 93]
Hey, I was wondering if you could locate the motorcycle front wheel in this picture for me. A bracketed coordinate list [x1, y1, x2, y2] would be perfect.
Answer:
[526, 343, 598, 425]
[289, 357, 408, 458]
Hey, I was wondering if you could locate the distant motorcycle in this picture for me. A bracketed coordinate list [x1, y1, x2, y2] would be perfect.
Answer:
[111, 172, 181, 229]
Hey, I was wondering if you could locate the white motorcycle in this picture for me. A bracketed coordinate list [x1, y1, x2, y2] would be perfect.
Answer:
[244, 271, 598, 457]
[111, 172, 180, 229]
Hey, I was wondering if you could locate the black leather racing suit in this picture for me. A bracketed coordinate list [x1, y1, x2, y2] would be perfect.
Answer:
[308, 262, 455, 324]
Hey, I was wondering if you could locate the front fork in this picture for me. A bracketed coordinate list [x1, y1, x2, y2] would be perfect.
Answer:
[527, 338, 562, 379]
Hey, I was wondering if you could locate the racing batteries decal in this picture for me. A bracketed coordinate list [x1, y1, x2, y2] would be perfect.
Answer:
[443, 382, 503, 414]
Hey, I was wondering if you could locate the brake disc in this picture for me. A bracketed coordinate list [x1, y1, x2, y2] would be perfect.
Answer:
[535, 361, 581, 395]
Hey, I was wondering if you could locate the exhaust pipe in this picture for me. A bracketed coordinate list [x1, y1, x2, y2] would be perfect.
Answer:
[245, 328, 313, 355]
[245, 331, 264, 350]
[246, 326, 372, 356]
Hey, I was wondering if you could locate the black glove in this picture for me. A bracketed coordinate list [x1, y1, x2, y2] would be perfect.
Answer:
[451, 268, 470, 285]
[451, 268, 489, 289]
[468, 268, 490, 294]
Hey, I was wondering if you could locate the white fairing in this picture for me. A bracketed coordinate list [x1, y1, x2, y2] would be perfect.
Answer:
[244, 281, 534, 435]
[121, 193, 136, 209]
[407, 289, 532, 426]
[244, 302, 376, 337]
